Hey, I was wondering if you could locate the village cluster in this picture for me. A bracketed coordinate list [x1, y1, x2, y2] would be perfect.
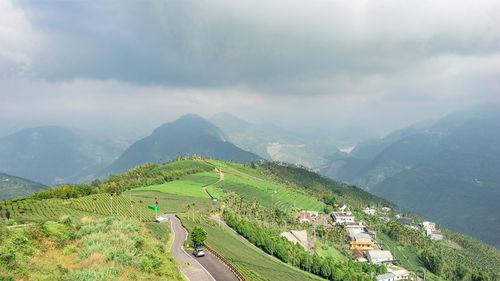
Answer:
[280, 204, 444, 281]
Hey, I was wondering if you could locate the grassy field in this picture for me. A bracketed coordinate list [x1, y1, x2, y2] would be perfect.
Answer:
[315, 241, 348, 262]
[134, 172, 220, 198]
[0, 218, 184, 280]
[206, 160, 325, 212]
[179, 213, 325, 281]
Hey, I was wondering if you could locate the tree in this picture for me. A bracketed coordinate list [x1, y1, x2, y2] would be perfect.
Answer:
[191, 226, 208, 246]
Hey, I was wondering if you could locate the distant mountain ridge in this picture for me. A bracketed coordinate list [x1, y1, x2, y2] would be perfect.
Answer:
[0, 172, 47, 200]
[210, 112, 340, 170]
[105, 114, 263, 174]
[321, 107, 500, 248]
[0, 126, 122, 186]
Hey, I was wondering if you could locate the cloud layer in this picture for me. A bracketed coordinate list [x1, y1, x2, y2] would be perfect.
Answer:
[1, 0, 499, 143]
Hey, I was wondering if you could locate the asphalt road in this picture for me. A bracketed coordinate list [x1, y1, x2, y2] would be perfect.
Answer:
[168, 214, 215, 281]
[168, 214, 239, 281]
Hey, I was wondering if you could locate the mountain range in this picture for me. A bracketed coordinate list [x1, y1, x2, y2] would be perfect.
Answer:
[321, 107, 500, 248]
[0, 172, 47, 200]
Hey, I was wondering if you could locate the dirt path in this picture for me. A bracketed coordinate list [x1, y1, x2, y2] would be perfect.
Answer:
[203, 169, 224, 199]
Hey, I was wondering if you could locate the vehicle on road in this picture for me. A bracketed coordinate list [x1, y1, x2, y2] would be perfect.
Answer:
[156, 215, 169, 223]
[193, 248, 206, 257]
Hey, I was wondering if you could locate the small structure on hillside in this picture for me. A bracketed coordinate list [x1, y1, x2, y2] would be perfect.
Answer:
[392, 269, 411, 280]
[331, 211, 355, 224]
[307, 210, 319, 217]
[381, 207, 392, 212]
[427, 229, 443, 240]
[422, 221, 436, 232]
[363, 208, 376, 215]
[337, 203, 347, 212]
[349, 233, 374, 253]
[376, 272, 396, 281]
[297, 211, 313, 224]
[280, 230, 309, 249]
[367, 250, 393, 264]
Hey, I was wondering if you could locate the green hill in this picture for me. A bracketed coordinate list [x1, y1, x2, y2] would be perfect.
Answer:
[0, 173, 47, 201]
[106, 114, 263, 174]
[1, 159, 499, 281]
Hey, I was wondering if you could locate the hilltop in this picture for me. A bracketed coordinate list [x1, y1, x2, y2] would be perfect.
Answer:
[106, 114, 262, 174]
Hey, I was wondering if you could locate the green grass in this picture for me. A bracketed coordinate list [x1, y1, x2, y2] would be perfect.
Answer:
[179, 213, 325, 281]
[0, 218, 184, 280]
[134, 172, 220, 198]
[315, 241, 348, 262]
[376, 232, 440, 281]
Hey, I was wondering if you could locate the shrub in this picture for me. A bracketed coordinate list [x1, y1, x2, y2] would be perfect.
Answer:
[0, 275, 14, 281]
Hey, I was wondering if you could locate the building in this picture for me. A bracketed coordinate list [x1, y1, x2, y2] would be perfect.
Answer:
[363, 208, 376, 215]
[392, 269, 411, 280]
[349, 233, 374, 253]
[337, 203, 347, 212]
[307, 210, 319, 217]
[280, 230, 309, 249]
[297, 211, 313, 223]
[345, 221, 367, 233]
[367, 250, 393, 264]
[331, 211, 355, 224]
[428, 230, 443, 240]
[377, 273, 396, 281]
[381, 207, 392, 212]
[422, 221, 436, 232]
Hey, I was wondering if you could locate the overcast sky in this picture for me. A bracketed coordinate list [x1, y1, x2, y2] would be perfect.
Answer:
[1, 0, 499, 144]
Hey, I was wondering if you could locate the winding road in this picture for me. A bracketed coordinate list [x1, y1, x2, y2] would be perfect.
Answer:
[168, 214, 238, 281]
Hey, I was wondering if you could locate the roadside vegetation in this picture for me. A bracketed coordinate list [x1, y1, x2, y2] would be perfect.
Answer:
[0, 217, 183, 280]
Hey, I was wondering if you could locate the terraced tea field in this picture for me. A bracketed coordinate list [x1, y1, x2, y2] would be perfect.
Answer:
[207, 160, 325, 212]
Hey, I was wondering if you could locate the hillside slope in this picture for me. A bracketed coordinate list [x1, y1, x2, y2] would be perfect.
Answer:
[321, 107, 500, 248]
[0, 173, 47, 201]
[106, 114, 262, 174]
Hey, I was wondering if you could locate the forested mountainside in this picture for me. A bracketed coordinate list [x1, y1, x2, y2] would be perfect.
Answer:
[322, 108, 500, 249]
[0, 173, 47, 201]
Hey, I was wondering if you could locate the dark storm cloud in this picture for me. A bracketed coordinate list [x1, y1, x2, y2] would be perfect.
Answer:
[12, 0, 500, 95]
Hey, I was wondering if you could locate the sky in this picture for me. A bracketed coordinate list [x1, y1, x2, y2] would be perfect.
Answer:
[1, 0, 500, 144]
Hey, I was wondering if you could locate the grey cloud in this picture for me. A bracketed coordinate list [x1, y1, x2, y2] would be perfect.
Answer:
[13, 0, 500, 95]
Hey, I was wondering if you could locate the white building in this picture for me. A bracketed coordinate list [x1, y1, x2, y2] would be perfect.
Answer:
[367, 250, 393, 264]
[307, 210, 319, 217]
[331, 211, 355, 224]
[393, 269, 411, 280]
[377, 273, 395, 281]
[428, 230, 443, 240]
[363, 208, 376, 215]
[422, 221, 436, 232]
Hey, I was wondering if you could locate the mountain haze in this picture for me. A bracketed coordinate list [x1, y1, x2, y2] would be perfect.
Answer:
[0, 126, 122, 185]
[322, 107, 500, 248]
[106, 114, 262, 174]
[210, 112, 340, 170]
